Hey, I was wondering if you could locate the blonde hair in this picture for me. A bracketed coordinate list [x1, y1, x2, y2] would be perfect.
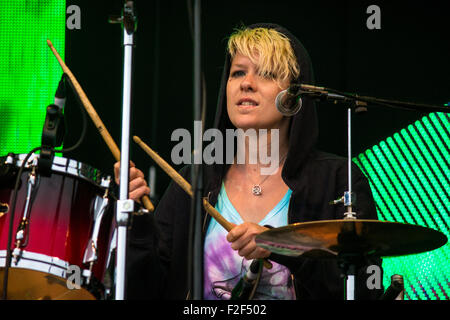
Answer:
[227, 26, 300, 86]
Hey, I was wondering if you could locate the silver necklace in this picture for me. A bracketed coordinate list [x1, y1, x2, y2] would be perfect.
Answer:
[249, 154, 287, 196]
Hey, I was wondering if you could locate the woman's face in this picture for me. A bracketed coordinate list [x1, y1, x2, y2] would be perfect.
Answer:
[226, 53, 290, 131]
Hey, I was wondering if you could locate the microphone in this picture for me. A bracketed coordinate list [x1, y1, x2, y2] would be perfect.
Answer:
[275, 85, 303, 116]
[379, 274, 404, 300]
[39, 74, 67, 176]
[230, 259, 262, 300]
[54, 73, 66, 110]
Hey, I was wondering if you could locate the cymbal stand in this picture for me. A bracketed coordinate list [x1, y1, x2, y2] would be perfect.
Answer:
[330, 103, 358, 300]
[300, 84, 450, 300]
[342, 105, 357, 300]
[302, 88, 361, 299]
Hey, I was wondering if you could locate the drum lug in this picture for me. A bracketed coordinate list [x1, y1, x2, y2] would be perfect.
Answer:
[12, 247, 23, 265]
[82, 269, 93, 285]
[83, 196, 109, 264]
[0, 202, 9, 218]
[13, 166, 38, 262]
[82, 179, 111, 284]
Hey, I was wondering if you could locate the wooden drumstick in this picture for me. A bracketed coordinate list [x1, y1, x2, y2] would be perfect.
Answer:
[133, 136, 193, 198]
[47, 40, 154, 212]
[134, 136, 238, 231]
[133, 135, 272, 269]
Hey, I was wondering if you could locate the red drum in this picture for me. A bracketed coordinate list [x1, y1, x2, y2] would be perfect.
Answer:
[0, 153, 115, 300]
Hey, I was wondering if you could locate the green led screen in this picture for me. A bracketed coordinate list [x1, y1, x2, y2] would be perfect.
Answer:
[0, 0, 66, 156]
[354, 112, 450, 300]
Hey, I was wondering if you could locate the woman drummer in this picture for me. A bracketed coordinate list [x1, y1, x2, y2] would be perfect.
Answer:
[115, 23, 383, 300]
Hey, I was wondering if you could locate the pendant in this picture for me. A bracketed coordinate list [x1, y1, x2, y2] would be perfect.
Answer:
[252, 185, 262, 196]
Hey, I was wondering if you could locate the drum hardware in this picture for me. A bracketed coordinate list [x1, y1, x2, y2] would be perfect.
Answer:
[330, 191, 357, 220]
[12, 166, 38, 264]
[1, 148, 41, 300]
[102, 230, 117, 300]
[83, 176, 111, 285]
[0, 202, 8, 217]
[339, 103, 358, 298]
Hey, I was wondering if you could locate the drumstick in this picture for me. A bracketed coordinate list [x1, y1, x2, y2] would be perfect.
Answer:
[133, 136, 193, 198]
[47, 40, 154, 212]
[133, 135, 272, 269]
[133, 136, 231, 229]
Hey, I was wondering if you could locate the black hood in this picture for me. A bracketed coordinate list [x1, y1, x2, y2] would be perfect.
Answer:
[204, 23, 318, 195]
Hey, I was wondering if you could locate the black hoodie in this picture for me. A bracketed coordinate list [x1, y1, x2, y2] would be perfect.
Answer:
[126, 23, 383, 300]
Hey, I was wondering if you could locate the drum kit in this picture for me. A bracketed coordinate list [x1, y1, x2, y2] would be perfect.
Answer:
[0, 1, 448, 301]
[0, 152, 447, 300]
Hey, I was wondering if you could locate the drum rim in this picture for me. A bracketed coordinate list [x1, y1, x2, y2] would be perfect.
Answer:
[1, 153, 110, 189]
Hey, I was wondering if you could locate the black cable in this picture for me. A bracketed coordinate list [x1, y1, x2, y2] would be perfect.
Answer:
[60, 99, 88, 154]
[60, 72, 89, 154]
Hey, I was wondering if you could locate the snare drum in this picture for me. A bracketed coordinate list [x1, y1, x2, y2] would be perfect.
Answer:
[0, 153, 115, 300]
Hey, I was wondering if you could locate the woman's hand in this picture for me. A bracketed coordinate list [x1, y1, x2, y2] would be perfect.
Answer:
[226, 222, 271, 260]
[114, 161, 150, 203]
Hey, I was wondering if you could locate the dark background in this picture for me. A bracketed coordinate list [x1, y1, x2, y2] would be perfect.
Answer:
[63, 0, 449, 202]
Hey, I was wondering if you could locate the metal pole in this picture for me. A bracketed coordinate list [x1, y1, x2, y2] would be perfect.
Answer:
[191, 0, 203, 300]
[115, 1, 136, 300]
[347, 108, 352, 197]
[346, 274, 355, 300]
[344, 107, 356, 220]
[344, 107, 356, 300]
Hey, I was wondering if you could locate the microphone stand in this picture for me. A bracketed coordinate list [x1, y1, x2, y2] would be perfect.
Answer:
[111, 1, 136, 300]
[299, 84, 449, 113]
[300, 84, 448, 300]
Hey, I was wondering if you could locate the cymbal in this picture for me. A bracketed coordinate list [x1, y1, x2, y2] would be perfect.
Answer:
[255, 219, 448, 259]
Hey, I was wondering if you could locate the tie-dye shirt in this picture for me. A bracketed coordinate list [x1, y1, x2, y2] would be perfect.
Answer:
[203, 183, 296, 300]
